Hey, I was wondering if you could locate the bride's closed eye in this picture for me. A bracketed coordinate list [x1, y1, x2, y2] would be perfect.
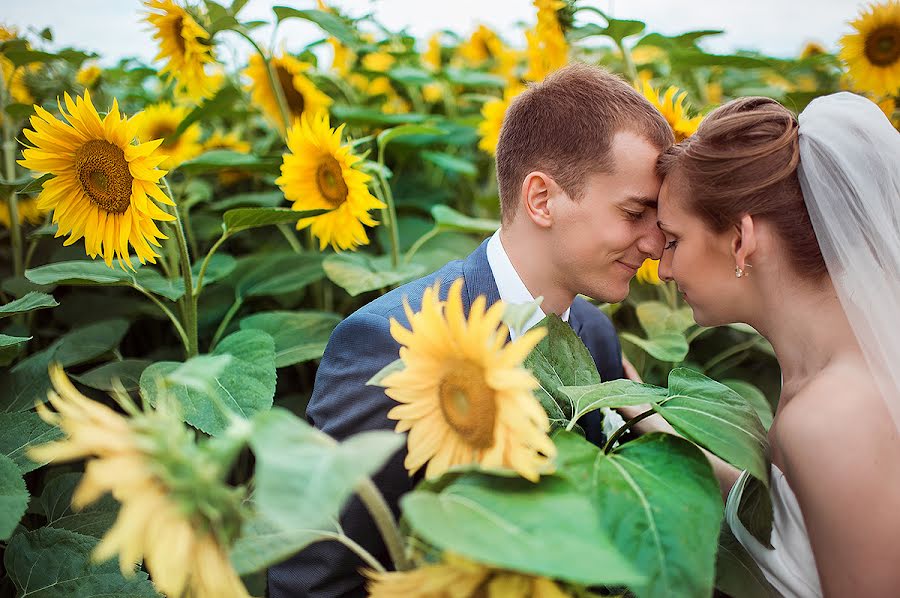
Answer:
[664, 238, 678, 250]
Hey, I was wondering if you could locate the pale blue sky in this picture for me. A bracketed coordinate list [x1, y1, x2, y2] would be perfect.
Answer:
[5, 0, 858, 67]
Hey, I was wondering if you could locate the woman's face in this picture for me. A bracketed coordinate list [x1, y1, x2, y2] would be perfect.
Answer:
[656, 175, 743, 327]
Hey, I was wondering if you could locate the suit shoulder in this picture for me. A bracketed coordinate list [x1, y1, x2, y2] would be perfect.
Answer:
[571, 297, 616, 334]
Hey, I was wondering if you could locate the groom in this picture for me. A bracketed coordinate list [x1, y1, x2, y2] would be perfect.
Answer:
[268, 63, 674, 597]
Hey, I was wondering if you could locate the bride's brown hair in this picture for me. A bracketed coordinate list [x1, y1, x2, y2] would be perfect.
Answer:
[657, 96, 828, 278]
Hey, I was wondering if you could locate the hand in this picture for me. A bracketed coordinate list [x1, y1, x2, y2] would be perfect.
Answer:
[622, 354, 642, 383]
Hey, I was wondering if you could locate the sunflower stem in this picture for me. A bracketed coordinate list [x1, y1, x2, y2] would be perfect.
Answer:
[132, 283, 191, 355]
[404, 227, 440, 265]
[163, 177, 198, 358]
[616, 39, 638, 82]
[356, 477, 411, 571]
[234, 28, 291, 139]
[603, 408, 656, 454]
[1, 78, 23, 279]
[210, 298, 242, 351]
[277, 223, 303, 253]
[194, 231, 230, 295]
[373, 173, 401, 269]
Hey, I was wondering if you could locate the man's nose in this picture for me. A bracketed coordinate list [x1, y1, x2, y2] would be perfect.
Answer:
[637, 221, 666, 260]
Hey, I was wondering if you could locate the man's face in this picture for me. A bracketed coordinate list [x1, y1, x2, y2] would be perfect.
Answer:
[549, 131, 667, 303]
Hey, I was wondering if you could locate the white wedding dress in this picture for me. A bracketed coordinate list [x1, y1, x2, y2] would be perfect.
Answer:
[725, 465, 822, 597]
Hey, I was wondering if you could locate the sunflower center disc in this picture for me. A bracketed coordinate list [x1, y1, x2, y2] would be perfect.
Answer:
[865, 25, 900, 67]
[316, 158, 349, 206]
[75, 139, 134, 214]
[149, 125, 176, 147]
[171, 15, 187, 54]
[438, 361, 497, 449]
[276, 66, 306, 117]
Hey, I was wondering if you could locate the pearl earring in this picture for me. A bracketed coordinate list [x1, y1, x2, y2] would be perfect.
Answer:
[735, 266, 744, 278]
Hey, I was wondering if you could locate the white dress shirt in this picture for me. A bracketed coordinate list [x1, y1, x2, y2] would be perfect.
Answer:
[485, 229, 570, 339]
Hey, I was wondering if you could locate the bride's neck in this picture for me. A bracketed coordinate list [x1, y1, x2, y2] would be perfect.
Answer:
[748, 275, 860, 398]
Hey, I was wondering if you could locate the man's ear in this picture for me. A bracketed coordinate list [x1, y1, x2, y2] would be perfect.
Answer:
[521, 171, 555, 228]
[732, 214, 758, 270]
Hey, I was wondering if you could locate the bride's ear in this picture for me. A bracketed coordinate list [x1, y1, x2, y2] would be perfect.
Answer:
[732, 214, 757, 271]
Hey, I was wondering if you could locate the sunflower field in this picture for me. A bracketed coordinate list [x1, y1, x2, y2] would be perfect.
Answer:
[0, 1, 897, 597]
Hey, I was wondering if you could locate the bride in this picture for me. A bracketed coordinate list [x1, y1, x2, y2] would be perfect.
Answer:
[622, 92, 900, 596]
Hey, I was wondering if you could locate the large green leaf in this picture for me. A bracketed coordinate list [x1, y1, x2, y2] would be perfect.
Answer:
[52, 319, 130, 368]
[209, 190, 284, 211]
[559, 379, 669, 425]
[377, 124, 446, 151]
[172, 84, 243, 139]
[0, 411, 64, 473]
[39, 473, 119, 539]
[231, 511, 333, 575]
[620, 331, 689, 362]
[556, 431, 722, 598]
[178, 150, 280, 174]
[331, 105, 429, 127]
[635, 301, 694, 337]
[192, 253, 236, 291]
[655, 369, 769, 486]
[272, 7, 360, 49]
[0, 454, 28, 540]
[249, 408, 403, 532]
[722, 379, 774, 431]
[323, 253, 425, 296]
[25, 260, 185, 301]
[523, 316, 600, 429]
[233, 251, 325, 299]
[0, 292, 58, 319]
[4, 527, 158, 597]
[140, 329, 276, 435]
[223, 207, 330, 234]
[715, 524, 778, 598]
[71, 359, 152, 393]
[239, 311, 342, 367]
[0, 347, 54, 413]
[402, 471, 642, 586]
[431, 204, 499, 234]
[421, 151, 477, 176]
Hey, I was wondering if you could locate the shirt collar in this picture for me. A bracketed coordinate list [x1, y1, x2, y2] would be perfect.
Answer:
[485, 229, 570, 339]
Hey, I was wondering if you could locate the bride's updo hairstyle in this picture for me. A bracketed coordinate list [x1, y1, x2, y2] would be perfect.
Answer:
[657, 96, 828, 278]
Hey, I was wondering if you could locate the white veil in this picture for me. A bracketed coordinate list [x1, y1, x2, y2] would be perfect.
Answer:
[797, 92, 900, 436]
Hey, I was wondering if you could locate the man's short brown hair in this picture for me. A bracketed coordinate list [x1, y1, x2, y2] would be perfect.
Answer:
[495, 63, 674, 222]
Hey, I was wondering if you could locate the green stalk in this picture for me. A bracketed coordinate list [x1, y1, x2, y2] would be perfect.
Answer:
[163, 177, 198, 357]
[210, 297, 242, 351]
[373, 173, 401, 268]
[233, 28, 291, 139]
[1, 75, 23, 278]
[132, 283, 191, 354]
[277, 223, 303, 253]
[403, 227, 440, 265]
[356, 478, 411, 571]
[603, 408, 656, 454]
[702, 337, 761, 374]
[616, 39, 638, 82]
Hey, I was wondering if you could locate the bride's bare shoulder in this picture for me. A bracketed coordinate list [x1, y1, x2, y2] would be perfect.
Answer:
[773, 354, 896, 469]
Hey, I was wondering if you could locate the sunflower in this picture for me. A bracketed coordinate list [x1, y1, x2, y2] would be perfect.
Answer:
[423, 33, 442, 71]
[877, 96, 900, 127]
[840, 1, 900, 96]
[328, 37, 355, 77]
[365, 552, 570, 598]
[458, 25, 503, 66]
[76, 63, 103, 88]
[380, 278, 555, 482]
[423, 82, 444, 104]
[478, 85, 525, 156]
[243, 53, 333, 131]
[635, 259, 662, 285]
[638, 81, 703, 142]
[800, 41, 828, 59]
[27, 364, 250, 598]
[275, 111, 384, 251]
[17, 91, 174, 270]
[1, 26, 35, 105]
[524, 0, 569, 82]
[362, 51, 396, 72]
[135, 102, 202, 169]
[144, 0, 218, 100]
[0, 198, 45, 229]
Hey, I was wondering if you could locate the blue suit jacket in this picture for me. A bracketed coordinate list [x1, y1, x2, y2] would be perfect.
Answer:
[268, 239, 625, 597]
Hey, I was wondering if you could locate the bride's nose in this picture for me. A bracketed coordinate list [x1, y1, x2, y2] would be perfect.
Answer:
[657, 251, 674, 282]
